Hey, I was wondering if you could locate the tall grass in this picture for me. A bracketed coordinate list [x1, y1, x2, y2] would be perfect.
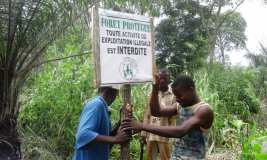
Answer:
[194, 65, 260, 149]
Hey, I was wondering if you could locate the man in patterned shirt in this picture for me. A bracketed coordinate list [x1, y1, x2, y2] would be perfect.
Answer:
[141, 69, 177, 160]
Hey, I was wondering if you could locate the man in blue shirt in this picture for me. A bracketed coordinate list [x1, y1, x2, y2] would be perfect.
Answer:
[73, 86, 130, 160]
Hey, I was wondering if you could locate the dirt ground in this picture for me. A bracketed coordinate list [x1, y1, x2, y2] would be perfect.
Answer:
[206, 147, 242, 160]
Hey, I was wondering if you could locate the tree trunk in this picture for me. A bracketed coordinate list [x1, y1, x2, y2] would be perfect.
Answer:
[0, 68, 21, 160]
[208, 0, 222, 64]
[218, 34, 225, 65]
[208, 33, 217, 64]
[220, 45, 225, 65]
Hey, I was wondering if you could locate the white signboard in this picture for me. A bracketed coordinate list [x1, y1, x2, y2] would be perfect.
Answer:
[97, 9, 153, 86]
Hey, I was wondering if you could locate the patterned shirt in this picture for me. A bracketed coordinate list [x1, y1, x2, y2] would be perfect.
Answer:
[142, 88, 177, 142]
[171, 102, 210, 160]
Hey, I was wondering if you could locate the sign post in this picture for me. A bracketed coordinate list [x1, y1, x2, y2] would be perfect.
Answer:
[121, 84, 131, 160]
[92, 7, 154, 160]
[92, 5, 101, 86]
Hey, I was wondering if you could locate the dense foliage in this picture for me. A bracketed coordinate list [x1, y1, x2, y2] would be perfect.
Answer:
[242, 128, 267, 160]
[1, 0, 263, 159]
[155, 0, 209, 74]
[194, 65, 260, 148]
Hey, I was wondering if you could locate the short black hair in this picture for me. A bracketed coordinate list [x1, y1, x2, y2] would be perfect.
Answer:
[98, 86, 118, 95]
[158, 68, 170, 75]
[171, 75, 195, 90]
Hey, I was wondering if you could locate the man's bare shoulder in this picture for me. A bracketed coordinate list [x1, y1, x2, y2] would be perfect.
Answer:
[195, 104, 214, 129]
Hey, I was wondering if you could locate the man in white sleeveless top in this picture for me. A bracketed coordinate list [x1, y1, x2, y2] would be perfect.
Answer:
[123, 75, 214, 160]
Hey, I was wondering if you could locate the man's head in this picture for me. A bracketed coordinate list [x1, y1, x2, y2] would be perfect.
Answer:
[158, 69, 171, 92]
[171, 75, 197, 107]
[98, 86, 118, 106]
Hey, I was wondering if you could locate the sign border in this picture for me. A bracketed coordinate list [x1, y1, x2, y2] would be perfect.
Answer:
[92, 7, 155, 87]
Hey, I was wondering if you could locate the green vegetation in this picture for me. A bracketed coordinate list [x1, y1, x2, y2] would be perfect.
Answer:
[242, 128, 267, 160]
[1, 0, 267, 159]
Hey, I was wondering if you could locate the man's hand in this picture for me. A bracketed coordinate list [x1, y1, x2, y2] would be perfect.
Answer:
[153, 74, 160, 90]
[113, 128, 131, 144]
[110, 121, 121, 136]
[121, 118, 143, 132]
[140, 135, 147, 145]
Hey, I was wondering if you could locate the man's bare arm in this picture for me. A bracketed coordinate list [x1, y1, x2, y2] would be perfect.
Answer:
[138, 115, 201, 138]
[123, 106, 213, 138]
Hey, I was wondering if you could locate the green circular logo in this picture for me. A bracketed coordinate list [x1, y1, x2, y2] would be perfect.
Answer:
[119, 57, 138, 81]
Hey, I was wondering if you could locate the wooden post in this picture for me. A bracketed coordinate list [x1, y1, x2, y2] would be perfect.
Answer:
[150, 17, 157, 81]
[92, 4, 100, 87]
[120, 84, 131, 160]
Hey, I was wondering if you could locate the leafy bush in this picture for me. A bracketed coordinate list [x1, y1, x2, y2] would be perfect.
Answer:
[196, 65, 260, 120]
[19, 55, 94, 159]
[19, 23, 94, 158]
[194, 64, 260, 147]
[20, 126, 63, 160]
[242, 128, 267, 160]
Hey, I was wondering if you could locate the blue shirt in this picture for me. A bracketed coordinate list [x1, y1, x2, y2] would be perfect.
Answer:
[73, 96, 111, 160]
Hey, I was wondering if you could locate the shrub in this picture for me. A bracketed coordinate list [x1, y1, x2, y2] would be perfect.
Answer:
[194, 64, 260, 146]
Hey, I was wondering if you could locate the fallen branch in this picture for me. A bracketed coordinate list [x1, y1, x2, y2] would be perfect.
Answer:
[208, 140, 215, 155]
